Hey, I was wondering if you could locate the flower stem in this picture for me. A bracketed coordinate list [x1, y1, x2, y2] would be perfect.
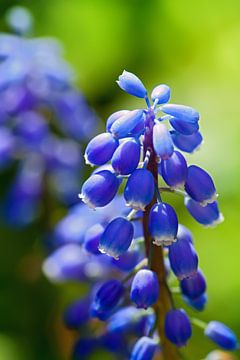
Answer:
[142, 114, 180, 359]
[191, 317, 207, 330]
[122, 258, 147, 284]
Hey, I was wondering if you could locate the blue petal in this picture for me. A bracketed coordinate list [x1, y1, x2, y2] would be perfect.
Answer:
[205, 321, 237, 350]
[124, 169, 155, 210]
[117, 70, 147, 98]
[160, 151, 188, 188]
[161, 104, 199, 123]
[165, 309, 192, 347]
[171, 131, 203, 153]
[149, 202, 178, 245]
[185, 165, 217, 205]
[111, 138, 141, 175]
[85, 132, 119, 166]
[170, 117, 199, 135]
[151, 84, 170, 105]
[153, 123, 174, 159]
[130, 269, 159, 309]
[110, 109, 145, 139]
[99, 217, 134, 259]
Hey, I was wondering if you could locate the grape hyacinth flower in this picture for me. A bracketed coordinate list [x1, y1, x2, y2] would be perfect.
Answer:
[205, 322, 238, 351]
[165, 309, 192, 347]
[43, 71, 238, 359]
[0, 6, 98, 226]
[130, 269, 160, 309]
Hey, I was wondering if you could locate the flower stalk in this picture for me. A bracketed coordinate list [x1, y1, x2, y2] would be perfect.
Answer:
[142, 111, 180, 359]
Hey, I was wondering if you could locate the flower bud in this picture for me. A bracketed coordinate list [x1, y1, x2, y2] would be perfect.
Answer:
[79, 170, 119, 209]
[99, 217, 134, 259]
[151, 84, 170, 104]
[130, 336, 158, 360]
[72, 337, 99, 359]
[106, 110, 130, 132]
[184, 198, 224, 227]
[171, 130, 203, 153]
[160, 151, 187, 188]
[165, 309, 192, 347]
[63, 296, 90, 329]
[124, 169, 155, 210]
[183, 293, 207, 312]
[107, 306, 155, 336]
[153, 123, 174, 159]
[161, 104, 199, 123]
[177, 224, 194, 244]
[185, 165, 217, 206]
[180, 269, 206, 299]
[149, 202, 178, 246]
[83, 223, 105, 255]
[168, 236, 198, 280]
[111, 138, 141, 175]
[170, 117, 199, 135]
[117, 70, 147, 98]
[110, 109, 145, 139]
[91, 279, 124, 319]
[130, 269, 159, 309]
[205, 321, 237, 350]
[84, 132, 119, 166]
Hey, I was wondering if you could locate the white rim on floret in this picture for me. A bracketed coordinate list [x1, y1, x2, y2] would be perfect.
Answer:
[153, 236, 177, 246]
[204, 213, 224, 228]
[84, 153, 94, 167]
[200, 193, 218, 207]
[126, 201, 146, 211]
[78, 192, 96, 210]
[98, 246, 120, 260]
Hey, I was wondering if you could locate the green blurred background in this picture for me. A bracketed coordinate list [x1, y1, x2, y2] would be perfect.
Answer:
[0, 0, 240, 359]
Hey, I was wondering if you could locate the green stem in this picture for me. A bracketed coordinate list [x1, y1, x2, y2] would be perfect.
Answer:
[191, 317, 207, 330]
[122, 258, 147, 284]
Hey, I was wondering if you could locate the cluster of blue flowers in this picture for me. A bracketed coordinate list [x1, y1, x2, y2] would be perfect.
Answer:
[0, 6, 97, 226]
[43, 70, 238, 359]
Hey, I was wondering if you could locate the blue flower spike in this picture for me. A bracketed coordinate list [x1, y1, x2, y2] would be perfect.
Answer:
[204, 321, 238, 351]
[98, 217, 134, 259]
[165, 309, 192, 347]
[130, 269, 160, 309]
[149, 202, 178, 246]
[71, 70, 229, 358]
[130, 336, 159, 360]
[117, 70, 147, 99]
